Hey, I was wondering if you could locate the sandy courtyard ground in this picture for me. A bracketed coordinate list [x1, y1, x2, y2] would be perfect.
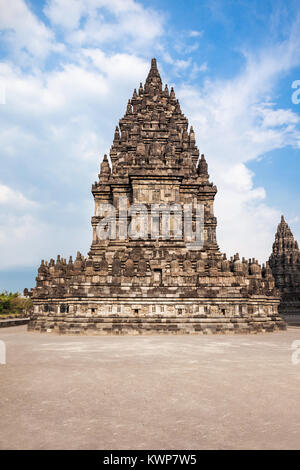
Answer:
[0, 325, 300, 450]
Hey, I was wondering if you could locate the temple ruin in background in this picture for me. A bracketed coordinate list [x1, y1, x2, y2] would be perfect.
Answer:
[269, 216, 300, 324]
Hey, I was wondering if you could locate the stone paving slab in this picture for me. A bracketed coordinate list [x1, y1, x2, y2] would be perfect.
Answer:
[0, 326, 300, 450]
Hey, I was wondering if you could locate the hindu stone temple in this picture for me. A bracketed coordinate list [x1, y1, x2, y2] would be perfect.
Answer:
[269, 216, 300, 323]
[27, 58, 285, 334]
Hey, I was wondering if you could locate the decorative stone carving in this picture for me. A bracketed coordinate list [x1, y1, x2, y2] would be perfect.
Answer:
[137, 258, 147, 275]
[27, 58, 285, 335]
[112, 253, 122, 276]
[124, 258, 135, 277]
[99, 254, 108, 275]
[269, 216, 300, 318]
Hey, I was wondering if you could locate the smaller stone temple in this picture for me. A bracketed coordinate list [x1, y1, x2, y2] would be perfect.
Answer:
[269, 216, 300, 322]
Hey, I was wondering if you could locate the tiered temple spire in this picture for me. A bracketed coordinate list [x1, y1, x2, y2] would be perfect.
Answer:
[108, 58, 200, 175]
[271, 216, 299, 256]
[269, 216, 300, 318]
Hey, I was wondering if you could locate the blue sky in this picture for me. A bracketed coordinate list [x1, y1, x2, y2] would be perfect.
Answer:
[0, 0, 300, 292]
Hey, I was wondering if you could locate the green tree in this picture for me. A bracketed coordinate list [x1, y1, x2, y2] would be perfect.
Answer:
[0, 292, 32, 316]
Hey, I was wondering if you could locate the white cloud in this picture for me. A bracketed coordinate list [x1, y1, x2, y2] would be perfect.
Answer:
[0, 214, 43, 268]
[189, 30, 203, 38]
[178, 34, 300, 261]
[44, 0, 164, 50]
[82, 49, 149, 83]
[44, 0, 84, 30]
[0, 185, 43, 269]
[259, 105, 299, 127]
[190, 62, 208, 79]
[0, 211, 88, 270]
[0, 0, 63, 59]
[0, 184, 37, 209]
[174, 58, 192, 70]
